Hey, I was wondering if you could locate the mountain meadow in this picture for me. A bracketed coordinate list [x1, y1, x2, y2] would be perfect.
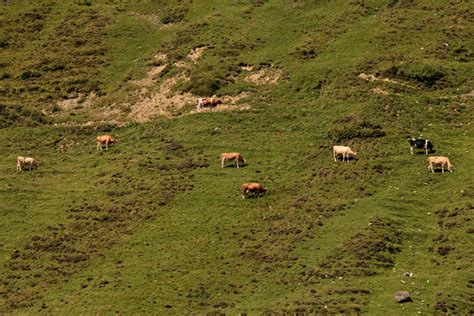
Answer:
[0, 0, 473, 314]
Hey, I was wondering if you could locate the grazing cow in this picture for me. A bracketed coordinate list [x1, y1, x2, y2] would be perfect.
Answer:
[17, 156, 38, 171]
[333, 146, 357, 162]
[96, 135, 116, 151]
[197, 97, 222, 110]
[427, 156, 453, 173]
[221, 152, 246, 168]
[241, 182, 267, 199]
[409, 138, 433, 155]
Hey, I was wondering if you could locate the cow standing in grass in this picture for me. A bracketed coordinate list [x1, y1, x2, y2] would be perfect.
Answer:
[427, 156, 453, 173]
[96, 135, 116, 151]
[197, 97, 222, 110]
[17, 156, 38, 171]
[409, 138, 433, 155]
[221, 152, 246, 168]
[333, 146, 357, 162]
[241, 183, 267, 199]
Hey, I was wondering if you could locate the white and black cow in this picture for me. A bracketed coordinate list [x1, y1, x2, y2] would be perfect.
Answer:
[409, 138, 433, 155]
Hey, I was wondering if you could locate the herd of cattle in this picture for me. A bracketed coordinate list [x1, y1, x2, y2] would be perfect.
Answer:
[15, 135, 453, 198]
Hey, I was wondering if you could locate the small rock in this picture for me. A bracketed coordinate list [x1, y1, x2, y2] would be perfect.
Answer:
[394, 291, 412, 303]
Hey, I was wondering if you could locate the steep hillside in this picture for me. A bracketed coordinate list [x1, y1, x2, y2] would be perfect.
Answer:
[1, 0, 473, 314]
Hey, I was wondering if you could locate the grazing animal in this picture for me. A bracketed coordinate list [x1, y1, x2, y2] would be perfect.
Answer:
[427, 156, 453, 173]
[220, 152, 246, 168]
[17, 156, 38, 171]
[333, 145, 357, 162]
[241, 182, 267, 199]
[409, 138, 433, 155]
[96, 135, 116, 151]
[197, 97, 222, 110]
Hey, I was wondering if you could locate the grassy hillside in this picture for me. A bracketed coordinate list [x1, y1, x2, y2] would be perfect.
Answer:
[1, 0, 473, 314]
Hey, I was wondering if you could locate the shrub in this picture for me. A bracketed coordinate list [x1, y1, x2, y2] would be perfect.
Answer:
[19, 70, 42, 80]
[386, 0, 414, 8]
[403, 64, 444, 86]
[160, 7, 188, 24]
[181, 77, 223, 96]
[327, 121, 386, 142]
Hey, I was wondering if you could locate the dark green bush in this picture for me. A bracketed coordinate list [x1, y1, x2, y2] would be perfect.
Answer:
[181, 77, 223, 96]
[160, 7, 188, 24]
[403, 64, 444, 86]
[19, 70, 42, 80]
[0, 104, 48, 128]
[386, 0, 414, 8]
[327, 121, 386, 142]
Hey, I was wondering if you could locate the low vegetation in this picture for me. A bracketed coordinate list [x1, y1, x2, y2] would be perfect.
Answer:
[0, 0, 473, 314]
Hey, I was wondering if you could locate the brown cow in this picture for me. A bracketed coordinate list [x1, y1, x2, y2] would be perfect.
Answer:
[241, 182, 267, 199]
[96, 135, 116, 151]
[333, 145, 357, 162]
[221, 152, 246, 168]
[17, 156, 38, 171]
[427, 156, 453, 173]
[197, 97, 222, 110]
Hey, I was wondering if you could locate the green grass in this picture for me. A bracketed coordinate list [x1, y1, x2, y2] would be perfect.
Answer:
[1, 0, 473, 314]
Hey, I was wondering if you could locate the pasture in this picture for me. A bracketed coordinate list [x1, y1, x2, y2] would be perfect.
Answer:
[0, 0, 473, 313]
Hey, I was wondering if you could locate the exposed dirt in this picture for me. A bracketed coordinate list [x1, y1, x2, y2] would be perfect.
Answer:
[358, 73, 414, 88]
[56, 92, 99, 111]
[131, 65, 168, 87]
[188, 47, 206, 63]
[371, 87, 390, 95]
[129, 75, 196, 121]
[240, 64, 254, 71]
[129, 12, 162, 26]
[245, 68, 282, 85]
[128, 48, 252, 121]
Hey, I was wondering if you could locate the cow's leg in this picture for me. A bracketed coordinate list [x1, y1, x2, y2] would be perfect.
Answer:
[236, 159, 239, 168]
[221, 158, 225, 168]
[17, 163, 22, 172]
[410, 146, 414, 155]
[105, 140, 109, 150]
[97, 142, 101, 151]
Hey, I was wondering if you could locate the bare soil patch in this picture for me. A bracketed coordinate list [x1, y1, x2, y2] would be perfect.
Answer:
[129, 76, 196, 122]
[245, 68, 282, 85]
[56, 92, 99, 111]
[358, 73, 414, 88]
[188, 47, 206, 63]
